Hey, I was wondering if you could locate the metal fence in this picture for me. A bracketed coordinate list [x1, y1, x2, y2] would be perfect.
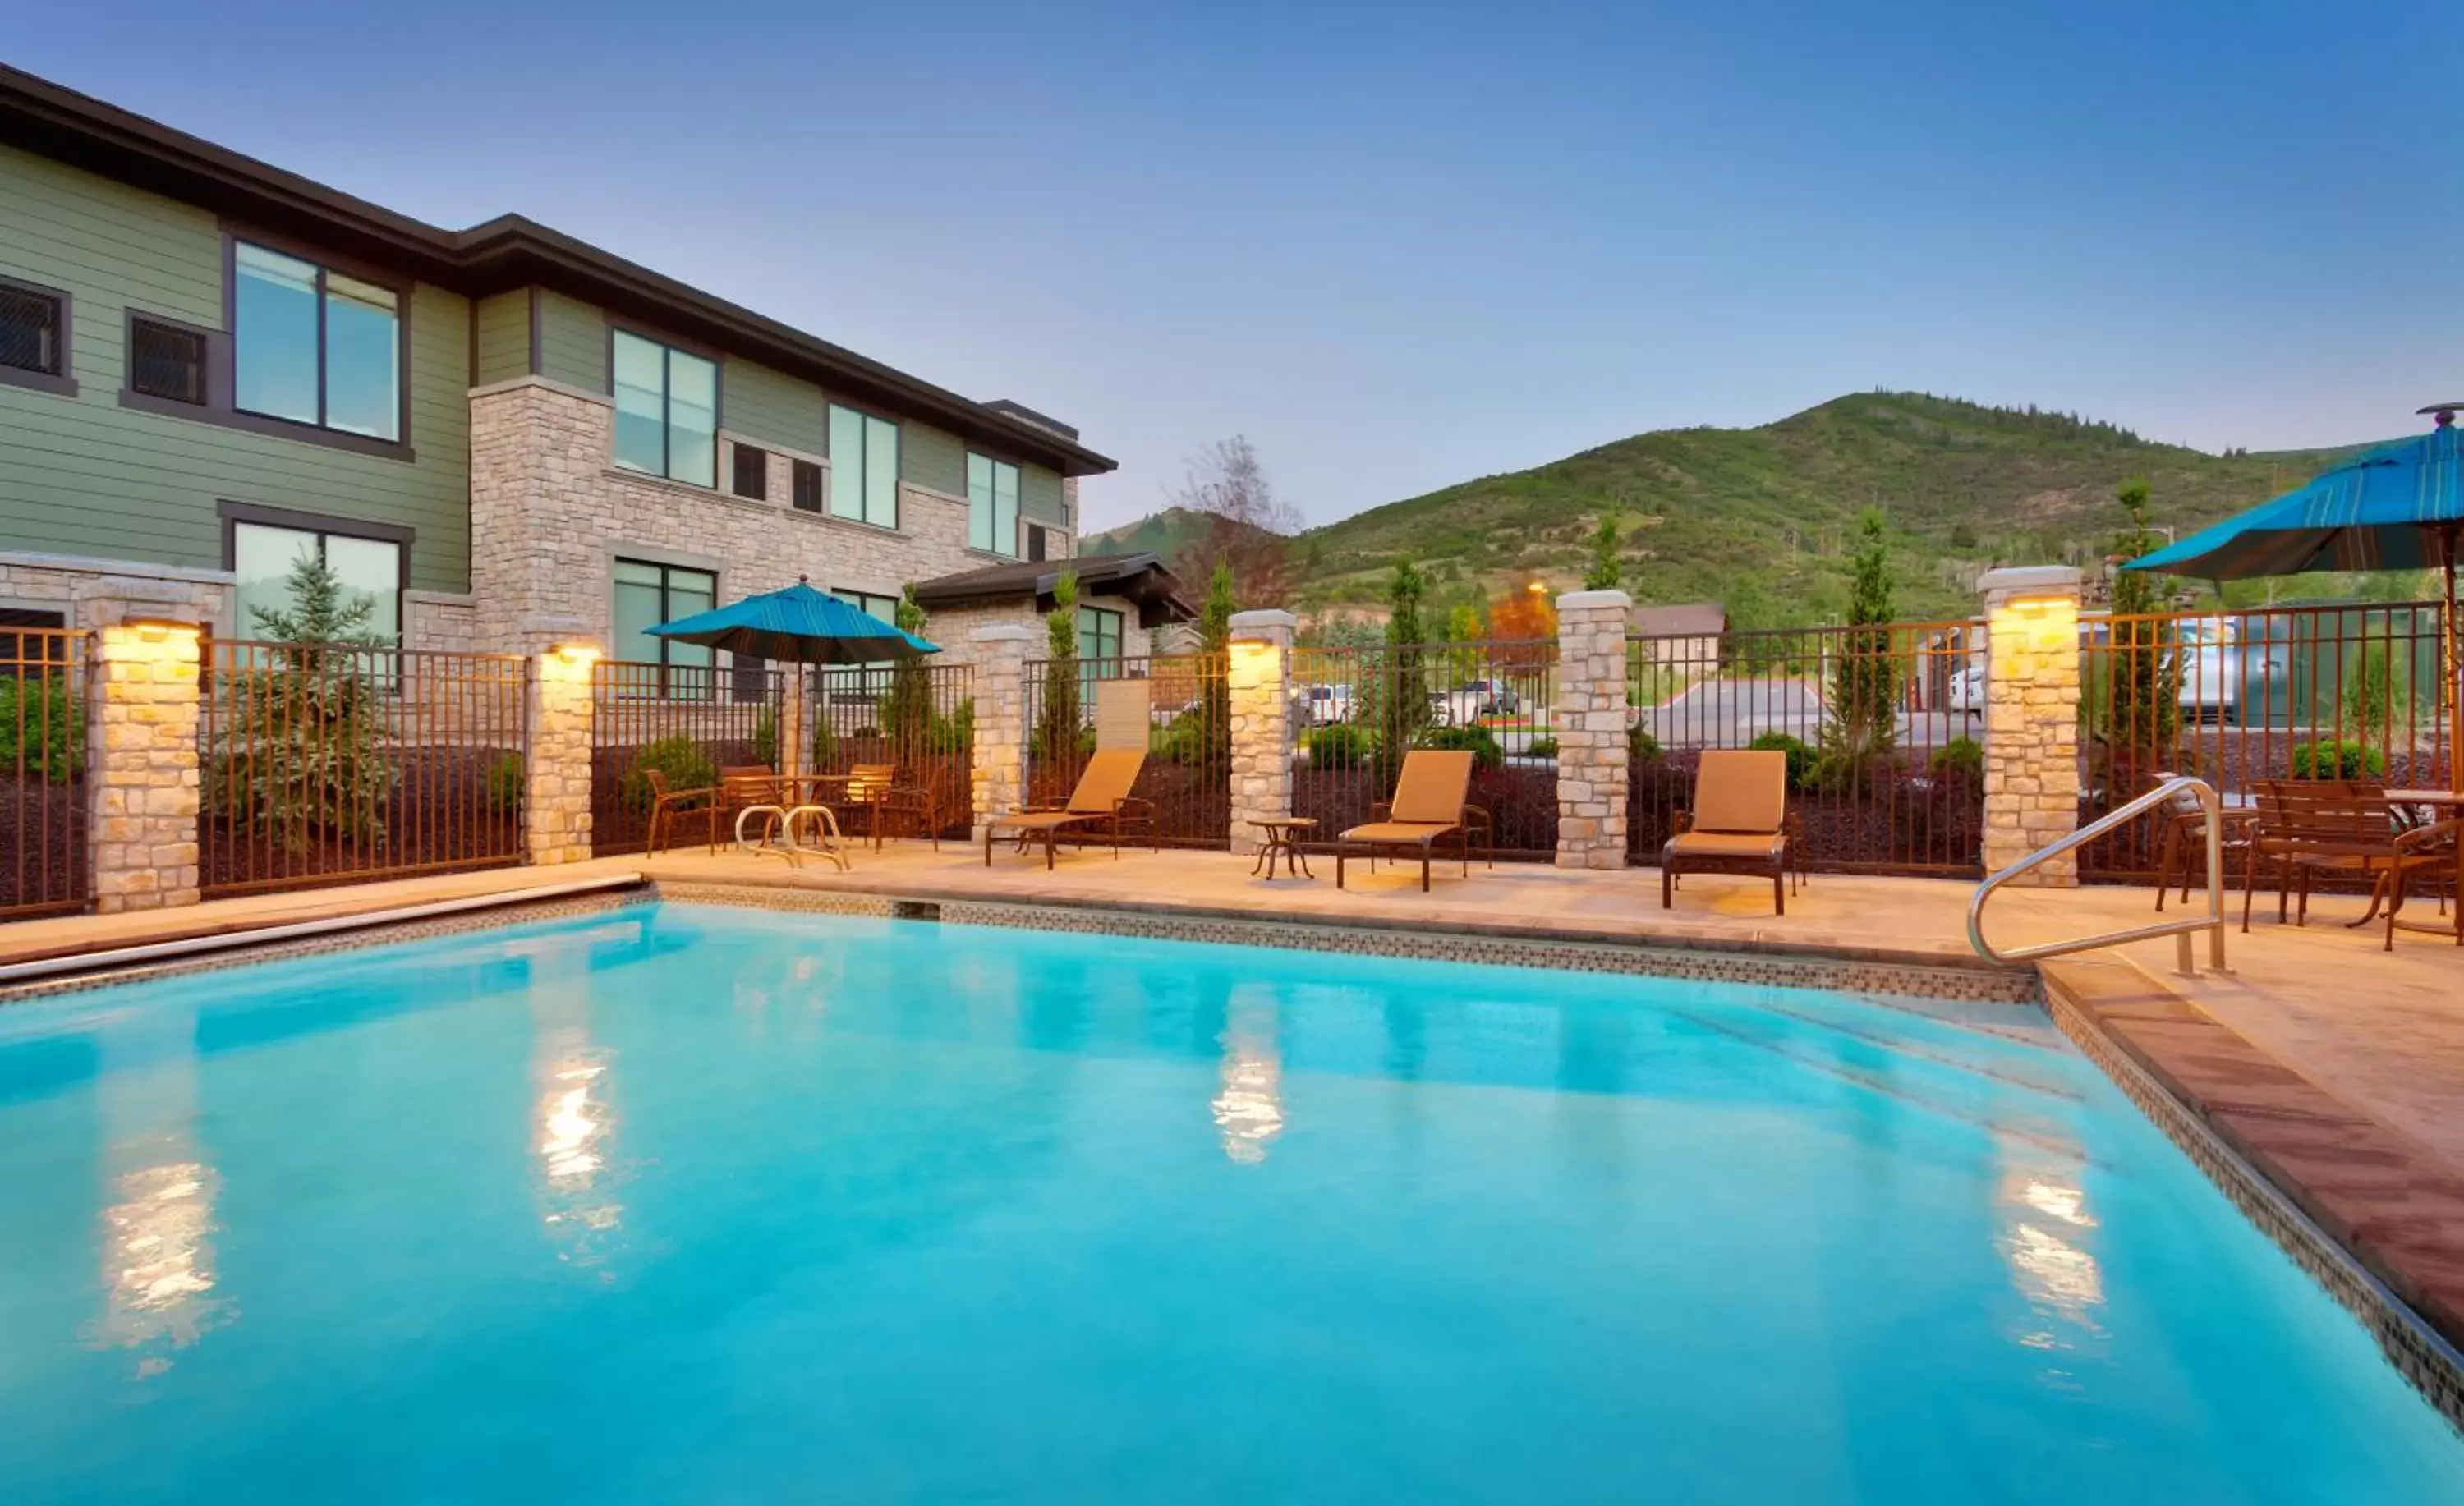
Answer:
[1, 624, 91, 917]
[590, 659, 786, 856]
[2078, 599, 2453, 880]
[808, 659, 976, 843]
[1291, 640, 1559, 860]
[1626, 619, 1988, 875]
[199, 640, 529, 898]
[1023, 653, 1231, 848]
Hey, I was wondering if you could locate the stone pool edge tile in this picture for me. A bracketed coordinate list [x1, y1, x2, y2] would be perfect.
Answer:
[651, 881, 2041, 1007]
[2043, 957, 2464, 1434]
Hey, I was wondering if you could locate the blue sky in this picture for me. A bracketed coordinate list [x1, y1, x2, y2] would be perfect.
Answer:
[12, 2, 2457, 530]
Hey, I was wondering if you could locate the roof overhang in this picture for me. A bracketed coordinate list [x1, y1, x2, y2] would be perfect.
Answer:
[911, 553, 1196, 629]
[0, 65, 1117, 479]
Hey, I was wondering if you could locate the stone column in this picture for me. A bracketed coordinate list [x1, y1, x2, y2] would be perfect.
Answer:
[1978, 566, 2085, 884]
[969, 624, 1033, 838]
[1553, 590, 1633, 870]
[80, 583, 209, 912]
[523, 634, 599, 865]
[1227, 609, 1297, 855]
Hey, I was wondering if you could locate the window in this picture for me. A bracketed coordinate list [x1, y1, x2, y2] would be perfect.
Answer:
[0, 283, 63, 378]
[826, 404, 899, 528]
[1078, 605, 1124, 663]
[612, 331, 719, 487]
[130, 317, 208, 405]
[967, 452, 1020, 557]
[732, 443, 768, 500]
[791, 458, 823, 513]
[230, 519, 403, 644]
[831, 589, 899, 623]
[612, 559, 718, 696]
[0, 607, 70, 678]
[1027, 525, 1047, 562]
[232, 241, 401, 441]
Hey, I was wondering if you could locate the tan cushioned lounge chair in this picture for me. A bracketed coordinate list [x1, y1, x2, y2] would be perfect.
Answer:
[1662, 748, 1791, 915]
[984, 748, 1156, 869]
[1335, 749, 1490, 893]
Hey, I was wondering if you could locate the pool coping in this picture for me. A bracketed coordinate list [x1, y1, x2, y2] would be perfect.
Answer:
[5, 876, 2460, 1433]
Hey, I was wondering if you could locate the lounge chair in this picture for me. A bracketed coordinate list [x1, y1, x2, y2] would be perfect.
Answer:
[983, 748, 1156, 869]
[1662, 748, 1791, 915]
[1335, 749, 1491, 892]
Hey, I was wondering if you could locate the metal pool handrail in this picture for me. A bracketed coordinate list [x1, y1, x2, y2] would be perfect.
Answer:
[1969, 775, 2229, 978]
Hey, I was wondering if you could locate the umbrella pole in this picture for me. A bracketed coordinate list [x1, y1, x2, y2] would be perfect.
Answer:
[2448, 528, 2459, 797]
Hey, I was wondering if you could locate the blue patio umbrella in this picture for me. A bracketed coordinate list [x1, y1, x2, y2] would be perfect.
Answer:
[647, 576, 939, 663]
[2124, 404, 2462, 789]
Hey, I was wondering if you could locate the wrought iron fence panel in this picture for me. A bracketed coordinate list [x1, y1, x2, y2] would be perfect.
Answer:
[1291, 639, 1559, 860]
[1625, 619, 1987, 875]
[590, 659, 786, 856]
[200, 639, 529, 897]
[1022, 652, 1230, 848]
[0, 625, 92, 916]
[807, 659, 976, 843]
[2077, 599, 2451, 880]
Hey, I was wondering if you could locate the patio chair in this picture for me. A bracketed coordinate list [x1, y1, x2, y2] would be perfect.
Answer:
[2149, 770, 2260, 912]
[2246, 779, 2453, 949]
[1334, 749, 1492, 893]
[836, 761, 947, 851]
[642, 768, 720, 856]
[1662, 748, 1791, 915]
[983, 748, 1156, 869]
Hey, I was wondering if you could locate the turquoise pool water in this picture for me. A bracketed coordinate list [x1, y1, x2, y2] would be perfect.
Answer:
[0, 902, 2457, 1504]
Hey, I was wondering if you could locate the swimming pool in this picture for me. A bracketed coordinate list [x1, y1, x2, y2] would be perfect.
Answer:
[0, 900, 2457, 1503]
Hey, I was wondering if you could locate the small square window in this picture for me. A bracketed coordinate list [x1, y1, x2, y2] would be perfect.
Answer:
[733, 443, 769, 500]
[130, 318, 209, 406]
[0, 285, 63, 377]
[792, 459, 823, 513]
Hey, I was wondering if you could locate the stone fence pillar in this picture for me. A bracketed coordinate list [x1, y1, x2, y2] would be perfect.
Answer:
[80, 582, 211, 912]
[524, 636, 598, 865]
[1978, 566, 2085, 884]
[1553, 590, 1632, 869]
[969, 624, 1033, 838]
[1227, 609, 1297, 855]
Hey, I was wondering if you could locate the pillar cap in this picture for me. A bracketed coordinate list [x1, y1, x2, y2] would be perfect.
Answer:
[1555, 590, 1631, 611]
[1976, 566, 2083, 595]
[969, 623, 1037, 644]
[1228, 608, 1298, 636]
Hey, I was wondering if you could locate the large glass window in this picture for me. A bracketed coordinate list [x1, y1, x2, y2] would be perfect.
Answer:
[1078, 605, 1124, 663]
[612, 558, 718, 697]
[968, 452, 1020, 557]
[611, 331, 718, 487]
[831, 589, 899, 622]
[232, 242, 400, 440]
[231, 520, 402, 643]
[826, 404, 899, 529]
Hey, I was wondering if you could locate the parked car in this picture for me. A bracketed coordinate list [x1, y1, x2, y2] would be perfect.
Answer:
[1456, 678, 1523, 716]
[2168, 616, 2282, 725]
[1945, 663, 1985, 713]
[1299, 683, 1358, 726]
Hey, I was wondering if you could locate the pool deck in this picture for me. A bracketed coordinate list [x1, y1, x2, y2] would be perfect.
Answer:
[6, 845, 2463, 1352]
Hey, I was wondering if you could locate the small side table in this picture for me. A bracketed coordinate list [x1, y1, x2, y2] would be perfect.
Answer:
[1249, 817, 1317, 879]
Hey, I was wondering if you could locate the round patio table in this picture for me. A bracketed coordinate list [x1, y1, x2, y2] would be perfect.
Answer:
[1248, 817, 1317, 879]
[2354, 790, 2462, 938]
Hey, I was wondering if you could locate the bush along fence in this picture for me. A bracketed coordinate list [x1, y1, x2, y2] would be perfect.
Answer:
[1, 622, 91, 917]
[589, 660, 785, 857]
[808, 659, 976, 844]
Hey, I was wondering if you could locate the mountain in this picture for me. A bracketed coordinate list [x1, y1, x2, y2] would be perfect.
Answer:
[1080, 506, 1289, 562]
[1106, 393, 2375, 623]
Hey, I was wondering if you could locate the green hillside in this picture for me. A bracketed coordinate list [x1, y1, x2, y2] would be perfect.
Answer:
[1275, 392, 2373, 622]
[1081, 506, 1221, 560]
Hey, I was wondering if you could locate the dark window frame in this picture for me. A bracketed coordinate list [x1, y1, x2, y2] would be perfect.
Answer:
[825, 401, 901, 531]
[126, 310, 210, 406]
[1078, 604, 1124, 663]
[609, 324, 723, 488]
[217, 498, 414, 645]
[615, 556, 721, 698]
[0, 273, 76, 398]
[790, 457, 824, 513]
[731, 442, 769, 500]
[223, 229, 413, 446]
[966, 449, 1023, 559]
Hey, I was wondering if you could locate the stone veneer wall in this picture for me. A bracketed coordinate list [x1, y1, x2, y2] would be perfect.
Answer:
[78, 580, 214, 912]
[923, 596, 1152, 669]
[1979, 566, 2085, 885]
[1553, 590, 1631, 869]
[1226, 610, 1297, 853]
[1, 552, 232, 631]
[967, 625, 1032, 835]
[469, 377, 1076, 659]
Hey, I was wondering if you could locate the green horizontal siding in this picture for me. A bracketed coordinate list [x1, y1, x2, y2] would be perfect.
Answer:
[900, 418, 965, 496]
[723, 357, 825, 454]
[536, 290, 605, 391]
[473, 291, 529, 385]
[1020, 465, 1064, 526]
[0, 143, 471, 591]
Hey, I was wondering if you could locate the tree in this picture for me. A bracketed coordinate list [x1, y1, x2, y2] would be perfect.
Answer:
[1034, 569, 1083, 763]
[1168, 435, 1302, 608]
[1196, 559, 1235, 763]
[880, 581, 933, 754]
[1376, 556, 1430, 768]
[1818, 508, 1899, 792]
[209, 549, 394, 852]
[1487, 585, 1558, 676]
[2103, 477, 2180, 787]
[1584, 515, 1623, 591]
